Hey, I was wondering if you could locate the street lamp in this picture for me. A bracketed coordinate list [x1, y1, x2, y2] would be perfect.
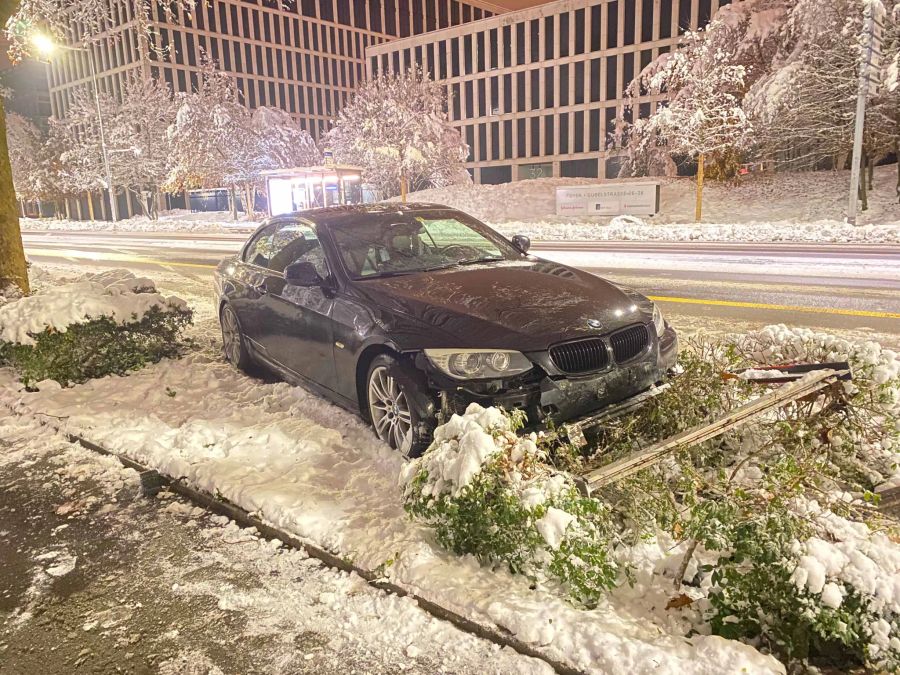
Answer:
[31, 32, 120, 222]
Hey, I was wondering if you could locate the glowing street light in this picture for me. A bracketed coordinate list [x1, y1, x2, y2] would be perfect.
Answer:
[28, 32, 119, 222]
[31, 32, 56, 57]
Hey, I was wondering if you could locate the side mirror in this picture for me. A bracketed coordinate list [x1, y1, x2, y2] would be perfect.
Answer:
[511, 234, 531, 254]
[284, 261, 323, 287]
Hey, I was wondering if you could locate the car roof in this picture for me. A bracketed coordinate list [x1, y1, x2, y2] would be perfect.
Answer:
[280, 203, 466, 228]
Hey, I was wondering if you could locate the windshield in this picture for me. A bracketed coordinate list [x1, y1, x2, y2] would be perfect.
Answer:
[329, 212, 519, 279]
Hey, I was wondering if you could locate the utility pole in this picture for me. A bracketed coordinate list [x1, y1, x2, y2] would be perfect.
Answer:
[848, 0, 885, 225]
[85, 45, 119, 222]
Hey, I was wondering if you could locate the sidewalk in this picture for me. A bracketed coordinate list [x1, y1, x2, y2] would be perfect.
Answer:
[0, 412, 546, 675]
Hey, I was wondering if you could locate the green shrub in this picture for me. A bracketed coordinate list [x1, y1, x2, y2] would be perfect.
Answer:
[402, 404, 618, 606]
[0, 306, 193, 387]
[708, 509, 900, 671]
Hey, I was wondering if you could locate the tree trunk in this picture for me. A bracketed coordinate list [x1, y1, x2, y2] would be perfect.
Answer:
[0, 11, 29, 294]
[229, 186, 238, 221]
[867, 155, 875, 192]
[244, 185, 255, 219]
[694, 153, 705, 222]
[87, 192, 95, 221]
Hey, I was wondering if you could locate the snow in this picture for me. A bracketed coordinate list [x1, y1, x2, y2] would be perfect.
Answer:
[406, 402, 526, 497]
[0, 353, 784, 675]
[534, 508, 576, 551]
[0, 412, 553, 675]
[19, 165, 900, 242]
[7, 266, 899, 674]
[397, 165, 900, 242]
[0, 269, 187, 345]
[20, 209, 259, 234]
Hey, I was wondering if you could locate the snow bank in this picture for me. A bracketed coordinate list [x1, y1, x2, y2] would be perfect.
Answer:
[20, 166, 900, 242]
[396, 165, 900, 242]
[20, 209, 259, 234]
[0, 269, 187, 345]
[492, 218, 900, 244]
[0, 355, 783, 675]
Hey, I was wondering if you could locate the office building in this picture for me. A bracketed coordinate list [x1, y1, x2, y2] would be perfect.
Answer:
[47, 0, 502, 142]
[366, 0, 731, 183]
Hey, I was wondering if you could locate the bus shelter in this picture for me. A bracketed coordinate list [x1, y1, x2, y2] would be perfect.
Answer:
[263, 165, 371, 216]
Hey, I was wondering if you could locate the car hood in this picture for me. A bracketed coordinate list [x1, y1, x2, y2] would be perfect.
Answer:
[351, 259, 651, 351]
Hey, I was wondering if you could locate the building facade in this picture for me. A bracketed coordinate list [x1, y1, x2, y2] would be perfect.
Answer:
[366, 0, 731, 183]
[47, 0, 502, 143]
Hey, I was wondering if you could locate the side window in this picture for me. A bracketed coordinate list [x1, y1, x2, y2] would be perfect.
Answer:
[243, 227, 276, 267]
[267, 221, 329, 277]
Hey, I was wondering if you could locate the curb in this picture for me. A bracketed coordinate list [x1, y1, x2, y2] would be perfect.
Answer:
[8, 403, 582, 675]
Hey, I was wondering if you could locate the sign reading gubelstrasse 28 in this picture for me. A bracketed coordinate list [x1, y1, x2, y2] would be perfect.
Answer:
[555, 183, 661, 217]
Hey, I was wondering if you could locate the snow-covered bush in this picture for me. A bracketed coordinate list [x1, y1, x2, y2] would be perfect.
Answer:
[693, 326, 900, 668]
[401, 404, 618, 606]
[0, 270, 191, 386]
[709, 503, 900, 671]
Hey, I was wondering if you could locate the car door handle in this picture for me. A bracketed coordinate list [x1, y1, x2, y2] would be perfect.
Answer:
[253, 279, 268, 295]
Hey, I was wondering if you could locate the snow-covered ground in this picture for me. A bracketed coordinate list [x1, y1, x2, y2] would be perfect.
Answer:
[0, 412, 549, 674]
[0, 266, 785, 675]
[20, 208, 258, 234]
[5, 263, 898, 674]
[18, 165, 900, 243]
[403, 165, 900, 243]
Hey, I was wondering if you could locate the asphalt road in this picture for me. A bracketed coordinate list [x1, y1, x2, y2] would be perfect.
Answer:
[20, 230, 900, 345]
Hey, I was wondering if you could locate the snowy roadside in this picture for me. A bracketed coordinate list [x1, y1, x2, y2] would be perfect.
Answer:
[0, 412, 548, 675]
[0, 355, 782, 675]
[18, 166, 900, 244]
[0, 267, 785, 675]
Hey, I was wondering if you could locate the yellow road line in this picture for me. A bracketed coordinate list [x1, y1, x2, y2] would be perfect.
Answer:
[25, 248, 217, 270]
[648, 295, 900, 320]
[26, 247, 899, 320]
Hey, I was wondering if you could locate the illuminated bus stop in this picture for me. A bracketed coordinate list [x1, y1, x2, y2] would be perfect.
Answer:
[263, 165, 372, 216]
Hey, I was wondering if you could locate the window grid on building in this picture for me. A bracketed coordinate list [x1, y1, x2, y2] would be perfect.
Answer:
[48, 0, 499, 143]
[366, 0, 730, 183]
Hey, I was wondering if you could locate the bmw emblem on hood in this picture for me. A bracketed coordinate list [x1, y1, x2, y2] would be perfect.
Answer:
[587, 319, 603, 329]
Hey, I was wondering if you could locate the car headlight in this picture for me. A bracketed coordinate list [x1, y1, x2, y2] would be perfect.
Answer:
[424, 349, 533, 380]
[651, 303, 666, 336]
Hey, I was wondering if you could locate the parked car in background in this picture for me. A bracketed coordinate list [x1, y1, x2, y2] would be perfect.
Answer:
[215, 204, 678, 456]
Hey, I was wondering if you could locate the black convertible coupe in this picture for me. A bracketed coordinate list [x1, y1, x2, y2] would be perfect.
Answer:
[214, 204, 678, 456]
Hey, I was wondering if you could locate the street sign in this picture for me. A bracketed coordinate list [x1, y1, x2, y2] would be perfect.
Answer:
[556, 183, 661, 217]
[323, 150, 334, 167]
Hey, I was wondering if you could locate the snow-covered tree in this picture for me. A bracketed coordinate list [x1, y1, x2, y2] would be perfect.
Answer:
[622, 29, 754, 220]
[252, 106, 321, 169]
[6, 112, 45, 204]
[59, 76, 176, 219]
[167, 58, 319, 219]
[1, 0, 194, 293]
[324, 66, 469, 200]
[109, 77, 177, 219]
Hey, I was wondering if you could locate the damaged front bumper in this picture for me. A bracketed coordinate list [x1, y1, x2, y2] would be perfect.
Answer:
[417, 324, 679, 433]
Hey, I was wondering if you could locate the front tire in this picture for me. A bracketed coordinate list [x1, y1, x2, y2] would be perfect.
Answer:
[366, 355, 430, 458]
[220, 304, 254, 373]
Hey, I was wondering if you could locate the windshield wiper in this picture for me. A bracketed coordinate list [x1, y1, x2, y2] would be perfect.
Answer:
[361, 270, 415, 279]
[455, 256, 505, 266]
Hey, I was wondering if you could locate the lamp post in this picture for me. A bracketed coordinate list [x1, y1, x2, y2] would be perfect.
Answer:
[32, 33, 119, 222]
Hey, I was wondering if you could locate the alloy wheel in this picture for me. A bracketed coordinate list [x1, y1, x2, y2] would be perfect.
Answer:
[367, 365, 413, 455]
[220, 306, 242, 367]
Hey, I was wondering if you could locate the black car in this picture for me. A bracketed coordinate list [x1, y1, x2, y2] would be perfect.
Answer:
[214, 204, 678, 456]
